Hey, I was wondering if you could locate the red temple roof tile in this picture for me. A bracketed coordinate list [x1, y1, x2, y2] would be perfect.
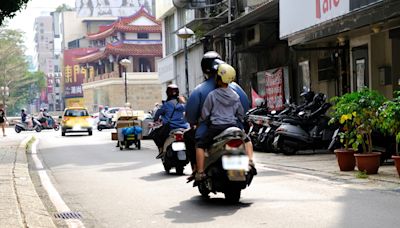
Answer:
[86, 7, 161, 41]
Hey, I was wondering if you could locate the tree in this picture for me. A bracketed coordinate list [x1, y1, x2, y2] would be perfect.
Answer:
[56, 4, 74, 13]
[0, 27, 45, 115]
[0, 0, 31, 26]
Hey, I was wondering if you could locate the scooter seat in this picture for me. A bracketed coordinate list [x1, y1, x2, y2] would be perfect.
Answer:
[169, 128, 186, 135]
[282, 118, 304, 126]
[213, 127, 245, 141]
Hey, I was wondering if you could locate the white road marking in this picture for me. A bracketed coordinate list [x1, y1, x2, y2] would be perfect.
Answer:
[31, 139, 86, 228]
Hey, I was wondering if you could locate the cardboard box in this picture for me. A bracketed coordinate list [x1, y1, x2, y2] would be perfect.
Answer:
[111, 132, 118, 141]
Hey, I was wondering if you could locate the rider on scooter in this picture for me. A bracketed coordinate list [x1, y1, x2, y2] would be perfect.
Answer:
[196, 63, 253, 181]
[21, 109, 32, 128]
[185, 51, 256, 182]
[153, 84, 189, 158]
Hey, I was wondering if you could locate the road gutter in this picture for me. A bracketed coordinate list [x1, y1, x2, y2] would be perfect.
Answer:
[31, 138, 85, 228]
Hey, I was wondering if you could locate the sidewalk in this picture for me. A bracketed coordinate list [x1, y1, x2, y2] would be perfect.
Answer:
[255, 150, 400, 190]
[0, 134, 55, 228]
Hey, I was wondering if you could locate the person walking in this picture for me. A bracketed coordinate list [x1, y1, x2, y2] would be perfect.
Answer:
[0, 105, 8, 136]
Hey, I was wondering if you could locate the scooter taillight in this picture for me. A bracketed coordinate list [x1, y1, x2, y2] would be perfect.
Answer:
[174, 133, 184, 141]
[226, 139, 243, 148]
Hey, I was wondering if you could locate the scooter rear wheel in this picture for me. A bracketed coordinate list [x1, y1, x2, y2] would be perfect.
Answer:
[15, 126, 21, 133]
[224, 188, 241, 203]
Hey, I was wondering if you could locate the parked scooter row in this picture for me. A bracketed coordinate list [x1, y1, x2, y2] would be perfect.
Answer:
[246, 90, 336, 155]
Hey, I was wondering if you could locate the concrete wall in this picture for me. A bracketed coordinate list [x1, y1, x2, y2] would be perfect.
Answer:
[370, 31, 393, 98]
[61, 11, 86, 50]
[82, 73, 162, 112]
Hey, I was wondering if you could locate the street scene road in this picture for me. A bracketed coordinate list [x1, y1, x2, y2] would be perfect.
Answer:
[2, 1, 400, 227]
[25, 130, 400, 228]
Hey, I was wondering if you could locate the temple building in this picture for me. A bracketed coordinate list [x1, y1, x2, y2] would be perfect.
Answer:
[75, 7, 162, 112]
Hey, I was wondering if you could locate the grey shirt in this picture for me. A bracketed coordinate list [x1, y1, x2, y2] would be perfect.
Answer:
[201, 87, 244, 126]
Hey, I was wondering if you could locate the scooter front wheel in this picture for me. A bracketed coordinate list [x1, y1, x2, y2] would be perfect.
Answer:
[54, 125, 60, 131]
[35, 127, 42, 132]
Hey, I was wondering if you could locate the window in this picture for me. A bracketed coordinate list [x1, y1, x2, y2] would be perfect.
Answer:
[138, 33, 149, 39]
[139, 58, 152, 72]
[40, 29, 44, 34]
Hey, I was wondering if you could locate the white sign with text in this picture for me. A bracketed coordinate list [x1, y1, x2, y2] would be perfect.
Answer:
[280, 0, 350, 38]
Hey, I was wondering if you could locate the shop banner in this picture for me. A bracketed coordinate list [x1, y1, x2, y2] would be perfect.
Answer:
[65, 98, 85, 108]
[265, 68, 285, 111]
[47, 74, 53, 94]
[63, 48, 97, 98]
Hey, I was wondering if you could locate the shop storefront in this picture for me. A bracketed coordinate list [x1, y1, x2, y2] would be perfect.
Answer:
[280, 0, 400, 99]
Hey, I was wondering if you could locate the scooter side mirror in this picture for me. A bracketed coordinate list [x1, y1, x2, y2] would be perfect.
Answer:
[298, 111, 305, 117]
[271, 110, 277, 115]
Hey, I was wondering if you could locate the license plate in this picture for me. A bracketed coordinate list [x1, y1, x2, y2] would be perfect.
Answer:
[177, 151, 186, 160]
[227, 170, 246, 181]
[72, 125, 82, 130]
[172, 142, 186, 151]
[222, 155, 249, 171]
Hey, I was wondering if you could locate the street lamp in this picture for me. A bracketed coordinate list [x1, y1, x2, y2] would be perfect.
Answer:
[1, 86, 9, 113]
[119, 58, 131, 103]
[177, 27, 194, 97]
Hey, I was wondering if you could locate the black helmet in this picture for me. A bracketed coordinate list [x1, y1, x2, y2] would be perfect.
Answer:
[166, 84, 179, 98]
[300, 90, 315, 103]
[313, 93, 326, 104]
[201, 51, 223, 78]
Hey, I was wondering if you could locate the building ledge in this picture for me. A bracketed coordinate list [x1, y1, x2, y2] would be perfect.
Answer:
[82, 72, 160, 89]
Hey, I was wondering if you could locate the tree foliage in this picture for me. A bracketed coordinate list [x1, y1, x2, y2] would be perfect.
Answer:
[56, 4, 74, 13]
[0, 27, 45, 115]
[0, 0, 31, 26]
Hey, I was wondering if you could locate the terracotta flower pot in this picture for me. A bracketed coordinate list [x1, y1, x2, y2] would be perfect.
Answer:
[334, 148, 356, 171]
[354, 152, 381, 174]
[392, 155, 400, 177]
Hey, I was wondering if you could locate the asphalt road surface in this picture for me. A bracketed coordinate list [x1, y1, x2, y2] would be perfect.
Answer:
[31, 130, 400, 228]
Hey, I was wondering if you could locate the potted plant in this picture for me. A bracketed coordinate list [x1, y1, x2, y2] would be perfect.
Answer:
[330, 92, 361, 171]
[330, 89, 386, 174]
[352, 89, 386, 174]
[378, 93, 400, 177]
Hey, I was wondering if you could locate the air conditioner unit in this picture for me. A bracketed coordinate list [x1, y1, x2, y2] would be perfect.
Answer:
[246, 24, 261, 47]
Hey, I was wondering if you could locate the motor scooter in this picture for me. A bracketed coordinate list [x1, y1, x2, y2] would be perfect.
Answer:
[39, 116, 60, 131]
[97, 118, 114, 131]
[272, 102, 334, 155]
[195, 127, 255, 203]
[159, 128, 189, 174]
[15, 116, 42, 133]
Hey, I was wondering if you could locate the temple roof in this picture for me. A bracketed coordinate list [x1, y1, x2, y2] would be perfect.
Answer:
[86, 7, 161, 41]
[75, 42, 162, 64]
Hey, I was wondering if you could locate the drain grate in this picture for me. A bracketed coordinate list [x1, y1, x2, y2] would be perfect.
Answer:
[54, 211, 82, 220]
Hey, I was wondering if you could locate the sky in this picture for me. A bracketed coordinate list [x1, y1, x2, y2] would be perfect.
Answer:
[6, 0, 76, 56]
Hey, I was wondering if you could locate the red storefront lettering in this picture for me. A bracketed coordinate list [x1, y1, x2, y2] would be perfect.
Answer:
[316, 0, 340, 19]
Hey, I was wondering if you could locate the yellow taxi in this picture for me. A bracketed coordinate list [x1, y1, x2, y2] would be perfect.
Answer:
[61, 107, 92, 136]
